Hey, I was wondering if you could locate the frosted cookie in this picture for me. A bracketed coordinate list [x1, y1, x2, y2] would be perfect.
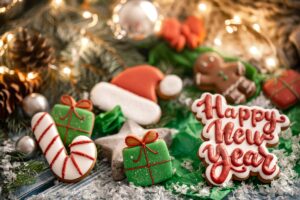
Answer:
[191, 93, 290, 186]
[90, 65, 183, 125]
[194, 52, 256, 104]
[31, 112, 97, 183]
[90, 82, 162, 125]
[94, 119, 173, 181]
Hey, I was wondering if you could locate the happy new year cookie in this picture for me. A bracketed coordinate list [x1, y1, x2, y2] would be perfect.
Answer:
[31, 112, 97, 183]
[191, 93, 290, 186]
[194, 52, 256, 104]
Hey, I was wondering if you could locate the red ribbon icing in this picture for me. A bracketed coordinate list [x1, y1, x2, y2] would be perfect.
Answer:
[59, 95, 93, 121]
[125, 131, 159, 163]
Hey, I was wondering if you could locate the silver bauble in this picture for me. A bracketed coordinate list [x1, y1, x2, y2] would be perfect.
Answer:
[15, 135, 37, 157]
[22, 93, 49, 117]
[111, 0, 161, 40]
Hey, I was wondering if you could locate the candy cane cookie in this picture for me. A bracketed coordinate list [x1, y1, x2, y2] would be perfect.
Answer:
[31, 112, 97, 183]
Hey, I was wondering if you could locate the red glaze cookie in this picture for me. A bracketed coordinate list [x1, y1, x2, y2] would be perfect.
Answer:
[263, 70, 300, 109]
[111, 65, 164, 103]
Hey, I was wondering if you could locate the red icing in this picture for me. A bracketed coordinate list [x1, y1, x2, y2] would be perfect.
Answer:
[111, 65, 164, 102]
[69, 140, 93, 148]
[32, 112, 47, 132]
[37, 123, 54, 143]
[71, 155, 83, 175]
[198, 94, 286, 134]
[202, 143, 277, 184]
[50, 147, 64, 168]
[71, 151, 95, 161]
[62, 157, 68, 179]
[44, 135, 59, 156]
[194, 93, 288, 185]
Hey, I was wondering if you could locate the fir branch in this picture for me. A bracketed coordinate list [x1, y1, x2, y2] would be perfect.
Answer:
[6, 160, 47, 190]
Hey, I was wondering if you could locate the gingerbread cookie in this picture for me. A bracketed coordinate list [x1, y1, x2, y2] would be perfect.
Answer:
[191, 93, 290, 186]
[194, 52, 256, 104]
[31, 112, 97, 183]
[91, 65, 183, 125]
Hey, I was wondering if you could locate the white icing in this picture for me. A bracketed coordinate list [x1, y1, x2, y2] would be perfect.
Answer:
[31, 112, 97, 182]
[191, 93, 290, 186]
[159, 75, 183, 97]
[90, 82, 161, 125]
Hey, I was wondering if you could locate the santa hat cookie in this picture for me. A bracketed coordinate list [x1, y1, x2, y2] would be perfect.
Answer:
[90, 65, 183, 125]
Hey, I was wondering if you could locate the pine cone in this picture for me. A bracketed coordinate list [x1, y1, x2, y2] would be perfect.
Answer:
[7, 28, 55, 72]
[0, 70, 40, 119]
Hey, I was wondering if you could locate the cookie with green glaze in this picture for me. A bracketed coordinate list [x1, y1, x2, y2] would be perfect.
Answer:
[123, 131, 173, 186]
[51, 95, 95, 147]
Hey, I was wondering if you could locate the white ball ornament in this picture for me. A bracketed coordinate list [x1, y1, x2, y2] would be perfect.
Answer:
[15, 135, 37, 158]
[111, 0, 161, 40]
[22, 93, 49, 117]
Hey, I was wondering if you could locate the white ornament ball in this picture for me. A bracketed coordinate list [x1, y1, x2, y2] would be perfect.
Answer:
[22, 93, 49, 117]
[111, 0, 161, 40]
[15, 135, 37, 157]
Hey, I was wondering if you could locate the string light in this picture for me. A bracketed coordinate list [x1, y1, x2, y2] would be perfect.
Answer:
[249, 46, 260, 56]
[265, 56, 277, 70]
[62, 67, 71, 76]
[214, 37, 222, 46]
[81, 37, 89, 46]
[51, 0, 64, 8]
[0, 66, 7, 74]
[198, 2, 207, 12]
[6, 33, 14, 42]
[0, 66, 14, 74]
[226, 26, 234, 34]
[252, 23, 261, 32]
[0, 7, 5, 14]
[0, 0, 23, 13]
[233, 15, 241, 24]
[82, 11, 92, 19]
[27, 72, 38, 80]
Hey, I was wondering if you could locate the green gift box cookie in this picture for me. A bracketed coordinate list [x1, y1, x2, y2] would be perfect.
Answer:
[51, 95, 95, 146]
[123, 131, 173, 186]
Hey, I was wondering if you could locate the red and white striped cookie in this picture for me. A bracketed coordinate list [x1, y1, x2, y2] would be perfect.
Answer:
[31, 112, 97, 183]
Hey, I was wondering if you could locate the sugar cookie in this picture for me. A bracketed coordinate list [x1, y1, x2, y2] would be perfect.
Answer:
[191, 93, 290, 186]
[31, 112, 97, 183]
[90, 82, 161, 125]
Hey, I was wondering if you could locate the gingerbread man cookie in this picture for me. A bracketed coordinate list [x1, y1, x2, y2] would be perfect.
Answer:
[31, 112, 97, 183]
[194, 52, 256, 104]
[191, 93, 290, 186]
